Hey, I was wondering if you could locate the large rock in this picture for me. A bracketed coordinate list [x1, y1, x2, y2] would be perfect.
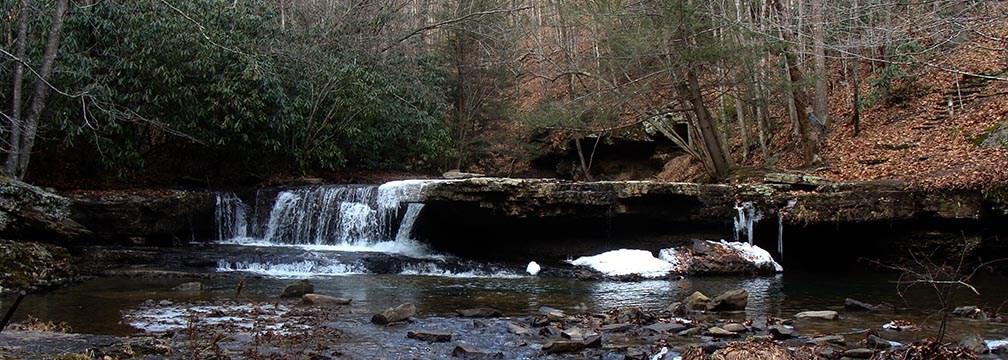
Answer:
[706, 289, 748, 312]
[659, 240, 782, 275]
[371, 303, 416, 325]
[68, 189, 215, 246]
[0, 239, 74, 291]
[684, 291, 710, 310]
[302, 294, 350, 306]
[958, 334, 988, 354]
[280, 280, 314, 298]
[0, 178, 90, 241]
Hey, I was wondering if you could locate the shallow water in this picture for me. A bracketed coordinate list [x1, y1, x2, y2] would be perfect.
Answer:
[7, 260, 1007, 345]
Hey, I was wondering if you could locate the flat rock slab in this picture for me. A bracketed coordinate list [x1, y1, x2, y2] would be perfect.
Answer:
[303, 294, 351, 306]
[371, 303, 416, 325]
[795, 310, 839, 320]
[406, 331, 452, 343]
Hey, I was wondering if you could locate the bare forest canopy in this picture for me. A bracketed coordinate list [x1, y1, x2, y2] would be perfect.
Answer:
[1, 0, 1007, 188]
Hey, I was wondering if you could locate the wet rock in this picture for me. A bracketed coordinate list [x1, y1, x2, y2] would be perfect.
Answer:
[561, 327, 596, 341]
[530, 316, 551, 327]
[451, 343, 503, 358]
[172, 282, 205, 291]
[768, 325, 794, 340]
[371, 303, 416, 325]
[158, 300, 172, 306]
[280, 280, 314, 298]
[684, 291, 710, 310]
[843, 348, 875, 358]
[958, 334, 988, 354]
[808, 335, 845, 345]
[407, 331, 451, 343]
[707, 327, 738, 337]
[665, 302, 684, 316]
[302, 294, 351, 306]
[706, 289, 748, 312]
[539, 306, 565, 319]
[610, 307, 654, 324]
[642, 322, 687, 334]
[794, 310, 839, 320]
[722, 323, 747, 333]
[443, 170, 486, 179]
[507, 323, 531, 336]
[69, 188, 213, 245]
[867, 334, 899, 349]
[0, 178, 92, 242]
[952, 305, 987, 319]
[600, 323, 634, 333]
[542, 336, 601, 354]
[678, 327, 703, 337]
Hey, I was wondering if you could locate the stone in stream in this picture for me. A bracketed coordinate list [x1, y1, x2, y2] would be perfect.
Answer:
[794, 310, 839, 320]
[706, 327, 738, 337]
[866, 334, 900, 349]
[542, 336, 601, 354]
[279, 280, 314, 298]
[808, 335, 844, 345]
[844, 298, 894, 312]
[406, 331, 451, 343]
[456, 308, 502, 318]
[302, 294, 351, 306]
[958, 334, 988, 354]
[506, 323, 531, 336]
[768, 325, 794, 340]
[539, 306, 565, 320]
[952, 305, 987, 319]
[684, 291, 710, 310]
[721, 323, 747, 333]
[678, 327, 703, 337]
[706, 289, 748, 312]
[370, 303, 416, 325]
[451, 343, 503, 358]
[172, 282, 205, 291]
[642, 322, 687, 334]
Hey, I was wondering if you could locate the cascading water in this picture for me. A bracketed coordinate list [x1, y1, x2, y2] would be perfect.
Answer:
[733, 201, 762, 245]
[215, 193, 249, 241]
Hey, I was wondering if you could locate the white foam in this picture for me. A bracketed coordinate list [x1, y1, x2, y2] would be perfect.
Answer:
[216, 238, 441, 260]
[567, 249, 675, 278]
[987, 339, 1008, 351]
[377, 179, 451, 210]
[399, 263, 523, 278]
[216, 259, 365, 278]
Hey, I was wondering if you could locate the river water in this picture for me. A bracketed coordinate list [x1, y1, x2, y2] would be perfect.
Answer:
[6, 181, 1008, 350]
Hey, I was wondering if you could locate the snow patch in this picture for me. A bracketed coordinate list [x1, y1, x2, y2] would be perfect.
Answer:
[526, 261, 541, 276]
[567, 249, 675, 278]
[987, 339, 1008, 351]
[718, 240, 783, 272]
[399, 263, 523, 278]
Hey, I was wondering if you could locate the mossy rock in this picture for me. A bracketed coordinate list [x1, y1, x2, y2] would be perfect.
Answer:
[0, 239, 74, 291]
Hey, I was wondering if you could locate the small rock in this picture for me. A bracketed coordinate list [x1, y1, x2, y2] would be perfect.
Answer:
[867, 334, 899, 349]
[706, 326, 738, 337]
[721, 323, 747, 333]
[843, 348, 875, 358]
[172, 282, 205, 291]
[959, 334, 988, 354]
[456, 308, 502, 318]
[768, 325, 794, 340]
[795, 310, 839, 320]
[844, 298, 877, 311]
[539, 306, 565, 319]
[666, 302, 685, 316]
[952, 305, 987, 320]
[684, 291, 710, 310]
[302, 294, 351, 306]
[600, 323, 635, 333]
[678, 327, 703, 337]
[642, 322, 687, 334]
[561, 327, 596, 341]
[706, 289, 748, 312]
[507, 323, 531, 336]
[407, 331, 451, 343]
[808, 335, 845, 345]
[158, 300, 172, 306]
[451, 343, 503, 358]
[371, 303, 416, 325]
[280, 280, 314, 298]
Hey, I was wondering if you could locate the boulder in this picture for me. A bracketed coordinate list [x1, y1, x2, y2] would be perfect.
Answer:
[958, 334, 988, 354]
[456, 308, 502, 318]
[706, 327, 738, 337]
[406, 331, 451, 343]
[678, 327, 703, 337]
[507, 323, 531, 336]
[684, 291, 710, 310]
[660, 240, 782, 275]
[794, 310, 839, 320]
[706, 289, 748, 312]
[279, 280, 314, 298]
[302, 294, 351, 306]
[952, 305, 986, 319]
[722, 323, 748, 333]
[371, 303, 416, 325]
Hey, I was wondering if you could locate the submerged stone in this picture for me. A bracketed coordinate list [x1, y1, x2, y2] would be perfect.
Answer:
[280, 280, 314, 298]
[794, 310, 838, 320]
[706, 289, 748, 312]
[406, 331, 451, 343]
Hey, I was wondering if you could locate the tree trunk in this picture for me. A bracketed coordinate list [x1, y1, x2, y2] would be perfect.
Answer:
[812, 0, 828, 125]
[15, 0, 68, 179]
[851, 58, 861, 136]
[783, 51, 817, 165]
[5, 0, 29, 177]
[679, 71, 731, 179]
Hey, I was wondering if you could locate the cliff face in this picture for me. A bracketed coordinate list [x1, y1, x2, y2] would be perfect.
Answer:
[67, 190, 216, 246]
[0, 178, 90, 242]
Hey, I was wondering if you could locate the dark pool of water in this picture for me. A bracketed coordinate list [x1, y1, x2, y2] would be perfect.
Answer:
[6, 268, 1007, 344]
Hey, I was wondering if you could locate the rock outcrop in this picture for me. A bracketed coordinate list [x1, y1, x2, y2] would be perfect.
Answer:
[0, 178, 90, 241]
[68, 189, 215, 246]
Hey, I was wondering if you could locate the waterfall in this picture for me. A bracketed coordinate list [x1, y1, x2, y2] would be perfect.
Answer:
[733, 201, 762, 245]
[215, 193, 249, 240]
[214, 182, 443, 247]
